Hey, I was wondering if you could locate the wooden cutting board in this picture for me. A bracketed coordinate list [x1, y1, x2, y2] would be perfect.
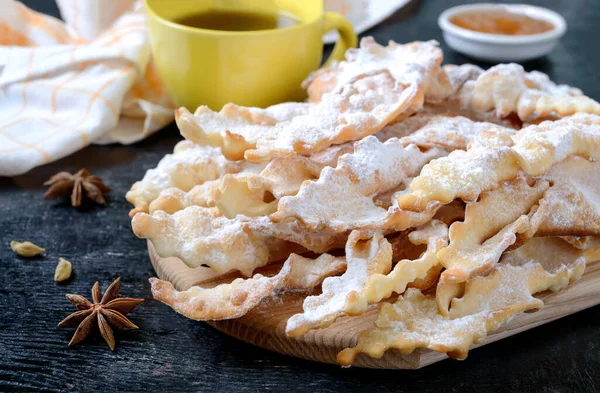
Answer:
[147, 241, 600, 369]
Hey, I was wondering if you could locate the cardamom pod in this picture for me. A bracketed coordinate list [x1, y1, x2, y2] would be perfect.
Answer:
[54, 258, 72, 282]
[10, 240, 46, 257]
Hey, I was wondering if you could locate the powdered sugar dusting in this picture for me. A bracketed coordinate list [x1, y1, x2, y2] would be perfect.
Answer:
[185, 102, 312, 143]
[125, 36, 600, 366]
[286, 232, 391, 337]
[399, 115, 516, 151]
[150, 252, 346, 321]
[247, 71, 423, 160]
[451, 237, 587, 318]
[438, 177, 549, 283]
[399, 113, 600, 211]
[458, 63, 600, 121]
[125, 140, 231, 215]
[535, 156, 600, 235]
[338, 288, 533, 365]
[147, 160, 266, 215]
[243, 39, 447, 161]
[133, 207, 270, 276]
[305, 37, 443, 100]
[272, 136, 445, 231]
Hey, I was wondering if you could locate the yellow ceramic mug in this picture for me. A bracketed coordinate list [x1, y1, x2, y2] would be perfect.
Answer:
[145, 0, 357, 111]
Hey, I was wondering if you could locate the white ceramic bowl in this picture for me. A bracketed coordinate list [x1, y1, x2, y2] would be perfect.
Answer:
[438, 3, 567, 62]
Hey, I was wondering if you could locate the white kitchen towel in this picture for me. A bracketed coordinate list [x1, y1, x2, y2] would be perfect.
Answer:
[0, 0, 410, 176]
[0, 0, 174, 176]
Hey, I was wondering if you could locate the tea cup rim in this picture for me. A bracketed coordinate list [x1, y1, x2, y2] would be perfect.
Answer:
[143, 0, 321, 36]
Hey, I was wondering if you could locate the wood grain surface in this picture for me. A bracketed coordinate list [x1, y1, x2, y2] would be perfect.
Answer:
[148, 242, 600, 369]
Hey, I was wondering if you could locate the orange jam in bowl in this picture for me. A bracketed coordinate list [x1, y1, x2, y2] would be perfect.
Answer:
[450, 10, 555, 36]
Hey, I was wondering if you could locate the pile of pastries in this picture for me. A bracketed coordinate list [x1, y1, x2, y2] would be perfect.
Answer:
[127, 37, 600, 366]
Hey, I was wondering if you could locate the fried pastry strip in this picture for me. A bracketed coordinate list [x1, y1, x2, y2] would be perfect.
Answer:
[150, 143, 355, 217]
[398, 114, 600, 212]
[245, 71, 422, 161]
[339, 237, 587, 366]
[215, 174, 279, 218]
[247, 143, 354, 198]
[217, 144, 355, 218]
[373, 219, 447, 295]
[511, 113, 600, 175]
[438, 178, 549, 284]
[375, 111, 515, 149]
[180, 39, 444, 162]
[285, 231, 392, 337]
[398, 115, 515, 151]
[464, 64, 600, 121]
[132, 206, 347, 276]
[272, 136, 445, 231]
[285, 220, 448, 338]
[150, 253, 346, 320]
[562, 236, 600, 251]
[177, 102, 311, 160]
[398, 144, 517, 210]
[286, 220, 448, 338]
[437, 156, 600, 288]
[374, 112, 438, 142]
[132, 207, 271, 276]
[449, 237, 588, 318]
[439, 236, 593, 316]
[305, 37, 443, 103]
[338, 289, 533, 366]
[424, 63, 483, 103]
[247, 217, 348, 255]
[125, 141, 232, 217]
[420, 64, 522, 127]
[149, 179, 222, 214]
[533, 156, 600, 236]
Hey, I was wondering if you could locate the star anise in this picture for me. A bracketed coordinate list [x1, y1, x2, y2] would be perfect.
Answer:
[44, 168, 111, 207]
[58, 278, 144, 351]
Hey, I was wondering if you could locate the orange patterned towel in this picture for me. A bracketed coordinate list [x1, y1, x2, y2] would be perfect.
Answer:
[0, 0, 174, 176]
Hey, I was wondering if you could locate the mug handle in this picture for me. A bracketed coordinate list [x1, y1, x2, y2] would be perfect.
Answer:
[322, 12, 358, 67]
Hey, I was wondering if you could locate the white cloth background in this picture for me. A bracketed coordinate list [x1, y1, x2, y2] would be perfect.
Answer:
[0, 0, 173, 176]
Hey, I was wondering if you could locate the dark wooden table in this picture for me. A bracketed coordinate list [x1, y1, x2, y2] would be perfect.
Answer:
[1, 0, 599, 392]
